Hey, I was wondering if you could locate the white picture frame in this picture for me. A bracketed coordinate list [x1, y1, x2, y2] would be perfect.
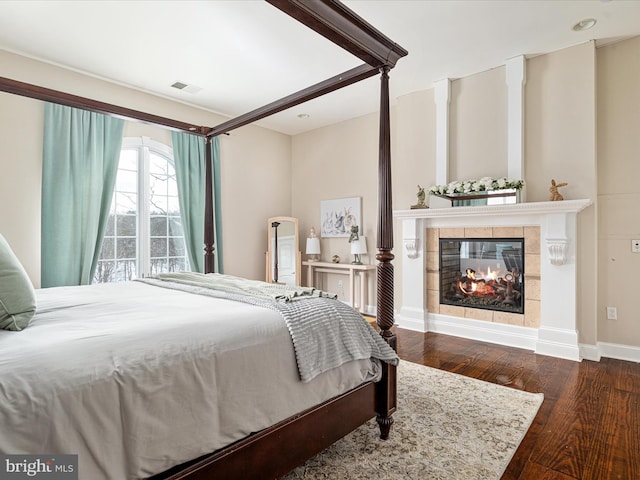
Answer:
[320, 197, 362, 238]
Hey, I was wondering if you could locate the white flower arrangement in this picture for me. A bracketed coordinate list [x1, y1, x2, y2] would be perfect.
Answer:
[428, 177, 525, 196]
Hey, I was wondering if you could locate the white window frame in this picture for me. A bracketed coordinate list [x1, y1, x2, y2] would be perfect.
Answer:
[96, 136, 188, 283]
[123, 136, 177, 277]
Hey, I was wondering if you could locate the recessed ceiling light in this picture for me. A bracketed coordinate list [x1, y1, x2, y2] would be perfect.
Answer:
[572, 18, 597, 32]
[297, 113, 310, 119]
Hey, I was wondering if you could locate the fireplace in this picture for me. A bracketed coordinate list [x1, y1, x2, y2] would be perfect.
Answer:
[440, 237, 524, 314]
[394, 199, 592, 361]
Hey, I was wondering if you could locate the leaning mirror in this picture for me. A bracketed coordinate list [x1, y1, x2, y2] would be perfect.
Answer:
[265, 216, 301, 286]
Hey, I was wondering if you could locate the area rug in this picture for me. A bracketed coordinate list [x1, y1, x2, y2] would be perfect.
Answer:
[282, 360, 543, 480]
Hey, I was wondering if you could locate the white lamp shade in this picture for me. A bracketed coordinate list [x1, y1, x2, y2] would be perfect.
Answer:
[350, 237, 367, 255]
[306, 237, 321, 255]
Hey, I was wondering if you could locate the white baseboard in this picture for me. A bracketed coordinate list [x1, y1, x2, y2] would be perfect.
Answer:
[395, 306, 427, 332]
[363, 304, 377, 317]
[581, 342, 640, 363]
[535, 326, 580, 361]
[580, 343, 601, 362]
[425, 313, 539, 352]
[396, 316, 426, 332]
[393, 311, 640, 365]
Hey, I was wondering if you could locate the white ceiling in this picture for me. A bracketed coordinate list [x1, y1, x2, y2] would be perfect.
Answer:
[1, 0, 639, 135]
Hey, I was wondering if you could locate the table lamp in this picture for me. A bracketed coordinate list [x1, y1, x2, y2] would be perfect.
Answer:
[350, 236, 367, 265]
[306, 227, 320, 262]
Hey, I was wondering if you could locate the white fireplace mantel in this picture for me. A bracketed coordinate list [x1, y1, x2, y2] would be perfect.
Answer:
[393, 199, 592, 361]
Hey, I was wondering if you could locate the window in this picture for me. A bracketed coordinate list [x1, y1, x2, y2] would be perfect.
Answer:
[94, 137, 189, 283]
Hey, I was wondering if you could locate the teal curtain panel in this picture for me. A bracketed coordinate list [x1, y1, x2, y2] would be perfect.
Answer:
[171, 133, 223, 273]
[171, 131, 206, 273]
[41, 103, 124, 287]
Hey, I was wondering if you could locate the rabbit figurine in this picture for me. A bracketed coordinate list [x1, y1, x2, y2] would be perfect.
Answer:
[549, 179, 568, 201]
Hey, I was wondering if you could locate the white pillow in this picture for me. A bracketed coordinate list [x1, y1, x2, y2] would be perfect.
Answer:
[0, 233, 36, 330]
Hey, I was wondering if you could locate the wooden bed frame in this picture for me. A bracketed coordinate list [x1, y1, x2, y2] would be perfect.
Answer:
[0, 1, 407, 478]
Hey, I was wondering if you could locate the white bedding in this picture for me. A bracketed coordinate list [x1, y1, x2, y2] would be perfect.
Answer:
[0, 281, 381, 479]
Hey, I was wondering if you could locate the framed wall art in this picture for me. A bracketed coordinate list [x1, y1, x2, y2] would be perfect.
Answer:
[320, 197, 362, 238]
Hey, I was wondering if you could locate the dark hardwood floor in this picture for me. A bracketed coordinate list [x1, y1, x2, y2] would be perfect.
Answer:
[393, 327, 640, 480]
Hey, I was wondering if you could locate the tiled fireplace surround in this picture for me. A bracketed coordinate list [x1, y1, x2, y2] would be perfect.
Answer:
[428, 226, 538, 325]
[394, 199, 591, 361]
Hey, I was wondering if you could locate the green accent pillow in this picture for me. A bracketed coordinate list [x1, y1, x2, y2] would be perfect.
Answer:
[0, 233, 36, 330]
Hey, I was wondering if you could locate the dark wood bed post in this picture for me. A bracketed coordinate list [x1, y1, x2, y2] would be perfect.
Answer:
[203, 134, 216, 274]
[375, 65, 397, 440]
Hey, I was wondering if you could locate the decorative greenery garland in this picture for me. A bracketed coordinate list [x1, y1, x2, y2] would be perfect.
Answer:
[429, 176, 525, 195]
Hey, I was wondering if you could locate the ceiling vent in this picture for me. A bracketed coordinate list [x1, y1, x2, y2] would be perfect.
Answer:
[170, 81, 203, 94]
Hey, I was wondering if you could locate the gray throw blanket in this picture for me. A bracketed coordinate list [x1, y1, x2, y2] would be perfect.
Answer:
[137, 272, 399, 382]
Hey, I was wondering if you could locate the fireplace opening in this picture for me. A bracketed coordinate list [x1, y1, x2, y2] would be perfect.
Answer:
[439, 238, 525, 314]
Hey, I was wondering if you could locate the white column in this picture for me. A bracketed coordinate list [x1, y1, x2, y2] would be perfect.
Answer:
[506, 56, 526, 199]
[396, 218, 428, 332]
[536, 212, 580, 360]
[434, 79, 451, 186]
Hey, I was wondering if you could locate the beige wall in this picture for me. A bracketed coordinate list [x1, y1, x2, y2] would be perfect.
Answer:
[222, 124, 292, 280]
[291, 112, 380, 301]
[0, 50, 291, 287]
[597, 36, 640, 346]
[525, 41, 598, 345]
[0, 93, 44, 285]
[450, 66, 508, 181]
[393, 89, 437, 310]
[525, 42, 597, 204]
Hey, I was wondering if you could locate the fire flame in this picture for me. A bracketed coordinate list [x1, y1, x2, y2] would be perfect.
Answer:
[485, 267, 498, 281]
[458, 266, 504, 296]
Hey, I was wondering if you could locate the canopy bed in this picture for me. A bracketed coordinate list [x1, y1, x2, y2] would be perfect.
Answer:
[0, 0, 408, 478]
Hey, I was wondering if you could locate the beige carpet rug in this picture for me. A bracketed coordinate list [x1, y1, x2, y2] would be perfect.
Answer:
[282, 360, 543, 480]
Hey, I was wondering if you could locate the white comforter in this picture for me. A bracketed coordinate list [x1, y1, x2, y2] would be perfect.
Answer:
[0, 281, 381, 479]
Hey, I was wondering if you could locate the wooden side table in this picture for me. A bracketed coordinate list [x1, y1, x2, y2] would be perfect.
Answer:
[302, 261, 376, 313]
